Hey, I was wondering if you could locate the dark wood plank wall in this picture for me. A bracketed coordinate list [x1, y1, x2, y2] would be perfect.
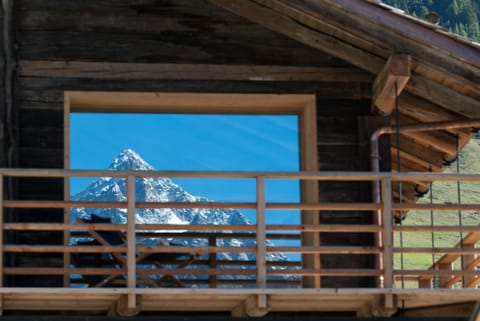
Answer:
[317, 101, 385, 288]
[12, 0, 380, 287]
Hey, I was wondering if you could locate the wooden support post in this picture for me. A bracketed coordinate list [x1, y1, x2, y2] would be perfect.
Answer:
[372, 54, 411, 115]
[126, 175, 136, 310]
[438, 262, 454, 288]
[256, 176, 267, 289]
[381, 177, 394, 289]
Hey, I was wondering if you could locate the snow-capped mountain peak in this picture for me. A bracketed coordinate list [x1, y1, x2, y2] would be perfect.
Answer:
[71, 149, 291, 283]
[108, 148, 154, 171]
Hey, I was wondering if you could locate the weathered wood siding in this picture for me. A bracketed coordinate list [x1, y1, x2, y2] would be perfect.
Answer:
[317, 101, 388, 288]
[11, 0, 377, 287]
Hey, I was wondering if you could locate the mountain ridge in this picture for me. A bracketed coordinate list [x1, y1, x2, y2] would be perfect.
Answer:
[71, 148, 289, 265]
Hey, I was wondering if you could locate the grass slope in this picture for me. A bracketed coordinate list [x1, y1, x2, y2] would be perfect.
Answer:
[395, 138, 480, 275]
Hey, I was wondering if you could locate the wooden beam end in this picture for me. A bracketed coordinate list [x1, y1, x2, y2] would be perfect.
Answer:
[373, 54, 412, 115]
[232, 295, 270, 317]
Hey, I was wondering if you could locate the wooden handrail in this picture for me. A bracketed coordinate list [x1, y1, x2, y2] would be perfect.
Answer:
[2, 168, 480, 290]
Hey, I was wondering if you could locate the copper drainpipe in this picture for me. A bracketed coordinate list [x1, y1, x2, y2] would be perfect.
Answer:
[370, 118, 480, 288]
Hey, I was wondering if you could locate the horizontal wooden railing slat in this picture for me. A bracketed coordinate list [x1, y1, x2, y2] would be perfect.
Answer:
[1, 168, 480, 290]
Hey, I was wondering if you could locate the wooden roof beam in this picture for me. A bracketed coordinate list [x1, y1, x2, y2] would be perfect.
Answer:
[392, 135, 446, 169]
[407, 76, 480, 119]
[372, 54, 411, 115]
[210, 0, 480, 120]
[19, 60, 373, 83]
[395, 131, 457, 160]
[391, 114, 460, 159]
[397, 93, 472, 139]
[207, 0, 384, 74]
[390, 148, 442, 172]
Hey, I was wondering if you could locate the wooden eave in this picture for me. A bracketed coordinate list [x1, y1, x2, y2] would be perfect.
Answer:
[208, 0, 480, 203]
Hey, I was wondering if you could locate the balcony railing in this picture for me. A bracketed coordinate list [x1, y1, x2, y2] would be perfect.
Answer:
[0, 169, 479, 295]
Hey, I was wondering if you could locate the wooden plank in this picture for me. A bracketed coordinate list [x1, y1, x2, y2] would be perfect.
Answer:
[299, 98, 320, 288]
[394, 248, 480, 255]
[269, 246, 380, 254]
[19, 60, 373, 82]
[395, 226, 480, 233]
[372, 54, 411, 115]
[438, 262, 454, 288]
[3, 199, 381, 211]
[391, 148, 442, 172]
[255, 177, 267, 289]
[391, 150, 439, 174]
[391, 136, 446, 171]
[126, 175, 136, 309]
[19, 77, 372, 101]
[394, 114, 459, 156]
[1, 0, 15, 171]
[207, 0, 384, 74]
[398, 302, 476, 318]
[393, 130, 458, 159]
[3, 167, 480, 182]
[17, 0, 352, 67]
[381, 177, 394, 289]
[3, 245, 127, 253]
[412, 59, 480, 100]
[66, 91, 317, 114]
[3, 267, 125, 276]
[393, 204, 480, 211]
[407, 76, 480, 119]
[398, 93, 468, 126]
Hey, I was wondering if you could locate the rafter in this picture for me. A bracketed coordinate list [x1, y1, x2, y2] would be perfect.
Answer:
[207, 0, 384, 73]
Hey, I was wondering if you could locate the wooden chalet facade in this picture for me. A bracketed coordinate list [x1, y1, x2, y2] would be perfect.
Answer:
[0, 0, 479, 319]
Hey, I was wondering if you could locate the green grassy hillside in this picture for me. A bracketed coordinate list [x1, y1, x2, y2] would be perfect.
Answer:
[396, 138, 480, 275]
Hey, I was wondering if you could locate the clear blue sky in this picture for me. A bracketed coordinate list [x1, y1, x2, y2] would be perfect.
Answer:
[70, 113, 301, 225]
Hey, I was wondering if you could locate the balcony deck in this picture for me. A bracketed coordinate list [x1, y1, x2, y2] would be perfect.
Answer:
[0, 169, 479, 317]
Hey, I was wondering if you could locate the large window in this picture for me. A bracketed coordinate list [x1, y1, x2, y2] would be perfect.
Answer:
[64, 92, 319, 279]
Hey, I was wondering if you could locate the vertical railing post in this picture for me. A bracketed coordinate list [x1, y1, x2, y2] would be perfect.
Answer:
[126, 174, 136, 309]
[63, 172, 71, 287]
[381, 177, 394, 289]
[256, 176, 267, 289]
